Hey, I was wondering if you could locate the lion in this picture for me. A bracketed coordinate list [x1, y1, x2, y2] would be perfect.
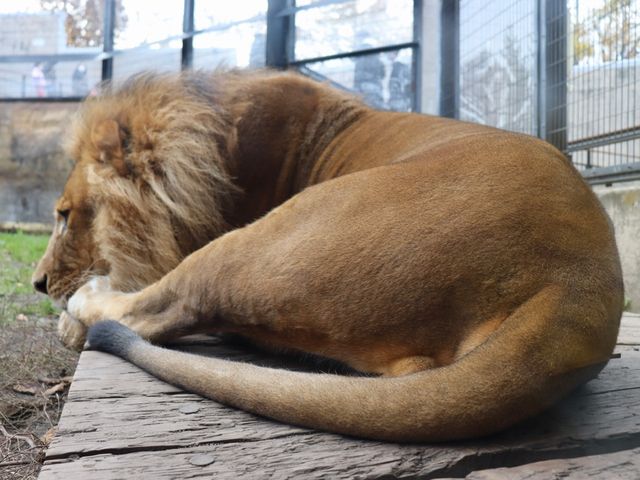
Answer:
[32, 69, 623, 442]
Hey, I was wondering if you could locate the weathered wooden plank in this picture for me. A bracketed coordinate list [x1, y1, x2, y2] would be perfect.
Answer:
[462, 447, 640, 479]
[48, 350, 640, 457]
[45, 389, 310, 458]
[39, 319, 640, 479]
[40, 441, 459, 480]
[37, 396, 640, 480]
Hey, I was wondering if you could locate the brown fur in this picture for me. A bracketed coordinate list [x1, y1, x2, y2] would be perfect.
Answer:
[33, 69, 624, 442]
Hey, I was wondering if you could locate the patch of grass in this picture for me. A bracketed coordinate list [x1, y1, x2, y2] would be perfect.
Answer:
[0, 264, 35, 296]
[0, 232, 50, 264]
[0, 232, 59, 324]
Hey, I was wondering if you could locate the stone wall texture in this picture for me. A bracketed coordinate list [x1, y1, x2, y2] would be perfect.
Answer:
[0, 102, 78, 224]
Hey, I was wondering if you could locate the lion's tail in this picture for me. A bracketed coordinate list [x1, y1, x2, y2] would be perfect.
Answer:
[86, 286, 618, 442]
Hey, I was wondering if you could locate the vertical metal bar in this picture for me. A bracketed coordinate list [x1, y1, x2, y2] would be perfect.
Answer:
[266, 0, 291, 68]
[545, 0, 568, 151]
[412, 0, 423, 113]
[439, 0, 459, 118]
[285, 1, 296, 63]
[182, 0, 195, 70]
[536, 0, 546, 139]
[538, 0, 567, 150]
[102, 0, 115, 81]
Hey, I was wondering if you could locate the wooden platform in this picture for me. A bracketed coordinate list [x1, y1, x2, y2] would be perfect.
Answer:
[39, 314, 640, 479]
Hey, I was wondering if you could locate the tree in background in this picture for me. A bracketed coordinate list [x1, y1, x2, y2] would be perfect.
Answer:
[460, 32, 534, 134]
[39, 0, 127, 47]
[572, 0, 639, 64]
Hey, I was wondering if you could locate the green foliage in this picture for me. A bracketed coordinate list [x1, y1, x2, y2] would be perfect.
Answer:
[572, 0, 639, 64]
[0, 232, 59, 323]
[39, 0, 128, 48]
[0, 232, 50, 264]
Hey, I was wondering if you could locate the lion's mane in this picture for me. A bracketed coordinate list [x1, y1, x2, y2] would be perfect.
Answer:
[66, 71, 245, 291]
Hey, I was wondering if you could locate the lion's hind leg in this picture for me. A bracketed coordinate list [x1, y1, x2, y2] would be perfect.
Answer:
[380, 355, 439, 376]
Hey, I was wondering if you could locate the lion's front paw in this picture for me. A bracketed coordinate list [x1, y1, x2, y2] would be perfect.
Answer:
[67, 276, 114, 322]
[58, 311, 87, 351]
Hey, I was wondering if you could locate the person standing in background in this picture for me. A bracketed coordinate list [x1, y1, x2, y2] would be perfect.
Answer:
[31, 63, 46, 97]
[72, 64, 89, 96]
[42, 62, 57, 97]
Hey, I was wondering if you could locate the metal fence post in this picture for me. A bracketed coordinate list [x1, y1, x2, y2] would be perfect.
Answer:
[412, 0, 423, 112]
[102, 0, 116, 81]
[536, 0, 546, 140]
[538, 0, 567, 151]
[439, 0, 459, 118]
[545, 0, 568, 152]
[182, 0, 195, 70]
[266, 0, 291, 69]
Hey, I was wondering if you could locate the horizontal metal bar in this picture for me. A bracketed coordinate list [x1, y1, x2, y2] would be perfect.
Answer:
[290, 42, 418, 65]
[276, 0, 350, 17]
[566, 126, 640, 153]
[189, 14, 266, 37]
[581, 162, 640, 185]
[0, 53, 101, 63]
[296, 65, 356, 94]
[0, 96, 84, 102]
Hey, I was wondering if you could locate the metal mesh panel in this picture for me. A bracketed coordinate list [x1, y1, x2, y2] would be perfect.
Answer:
[294, 0, 413, 60]
[567, 0, 640, 172]
[291, 0, 417, 111]
[112, 48, 182, 82]
[301, 48, 415, 111]
[193, 19, 267, 69]
[458, 0, 538, 135]
[456, 0, 640, 178]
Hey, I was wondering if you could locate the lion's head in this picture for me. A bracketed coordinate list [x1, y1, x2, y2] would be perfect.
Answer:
[32, 72, 239, 305]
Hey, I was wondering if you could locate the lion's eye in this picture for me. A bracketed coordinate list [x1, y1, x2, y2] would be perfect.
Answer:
[57, 209, 70, 221]
[57, 209, 70, 231]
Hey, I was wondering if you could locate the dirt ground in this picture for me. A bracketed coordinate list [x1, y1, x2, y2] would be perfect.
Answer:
[0, 233, 79, 480]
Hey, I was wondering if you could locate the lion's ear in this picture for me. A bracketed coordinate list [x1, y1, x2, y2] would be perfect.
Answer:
[91, 119, 128, 176]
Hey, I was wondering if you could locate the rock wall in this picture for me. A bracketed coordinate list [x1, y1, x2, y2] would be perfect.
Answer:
[0, 102, 78, 224]
[595, 182, 640, 314]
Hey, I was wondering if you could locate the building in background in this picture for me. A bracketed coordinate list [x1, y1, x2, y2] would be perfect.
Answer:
[0, 11, 101, 98]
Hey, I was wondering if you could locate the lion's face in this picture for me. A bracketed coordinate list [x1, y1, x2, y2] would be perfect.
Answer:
[32, 163, 107, 304]
[33, 74, 238, 303]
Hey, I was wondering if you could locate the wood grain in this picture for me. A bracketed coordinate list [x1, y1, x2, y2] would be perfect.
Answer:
[39, 314, 640, 479]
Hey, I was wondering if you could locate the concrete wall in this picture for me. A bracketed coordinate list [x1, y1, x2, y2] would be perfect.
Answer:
[595, 182, 640, 313]
[0, 102, 77, 224]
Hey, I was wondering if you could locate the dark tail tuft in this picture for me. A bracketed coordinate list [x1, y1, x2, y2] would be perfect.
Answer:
[87, 320, 141, 358]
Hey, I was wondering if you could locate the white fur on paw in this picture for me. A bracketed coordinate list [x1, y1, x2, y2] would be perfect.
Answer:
[67, 276, 111, 318]
[90, 275, 111, 292]
[67, 288, 87, 318]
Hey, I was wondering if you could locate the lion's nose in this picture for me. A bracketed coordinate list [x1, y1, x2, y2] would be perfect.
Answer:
[33, 274, 48, 294]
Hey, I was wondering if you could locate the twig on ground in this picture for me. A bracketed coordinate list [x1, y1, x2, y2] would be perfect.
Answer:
[0, 424, 37, 449]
